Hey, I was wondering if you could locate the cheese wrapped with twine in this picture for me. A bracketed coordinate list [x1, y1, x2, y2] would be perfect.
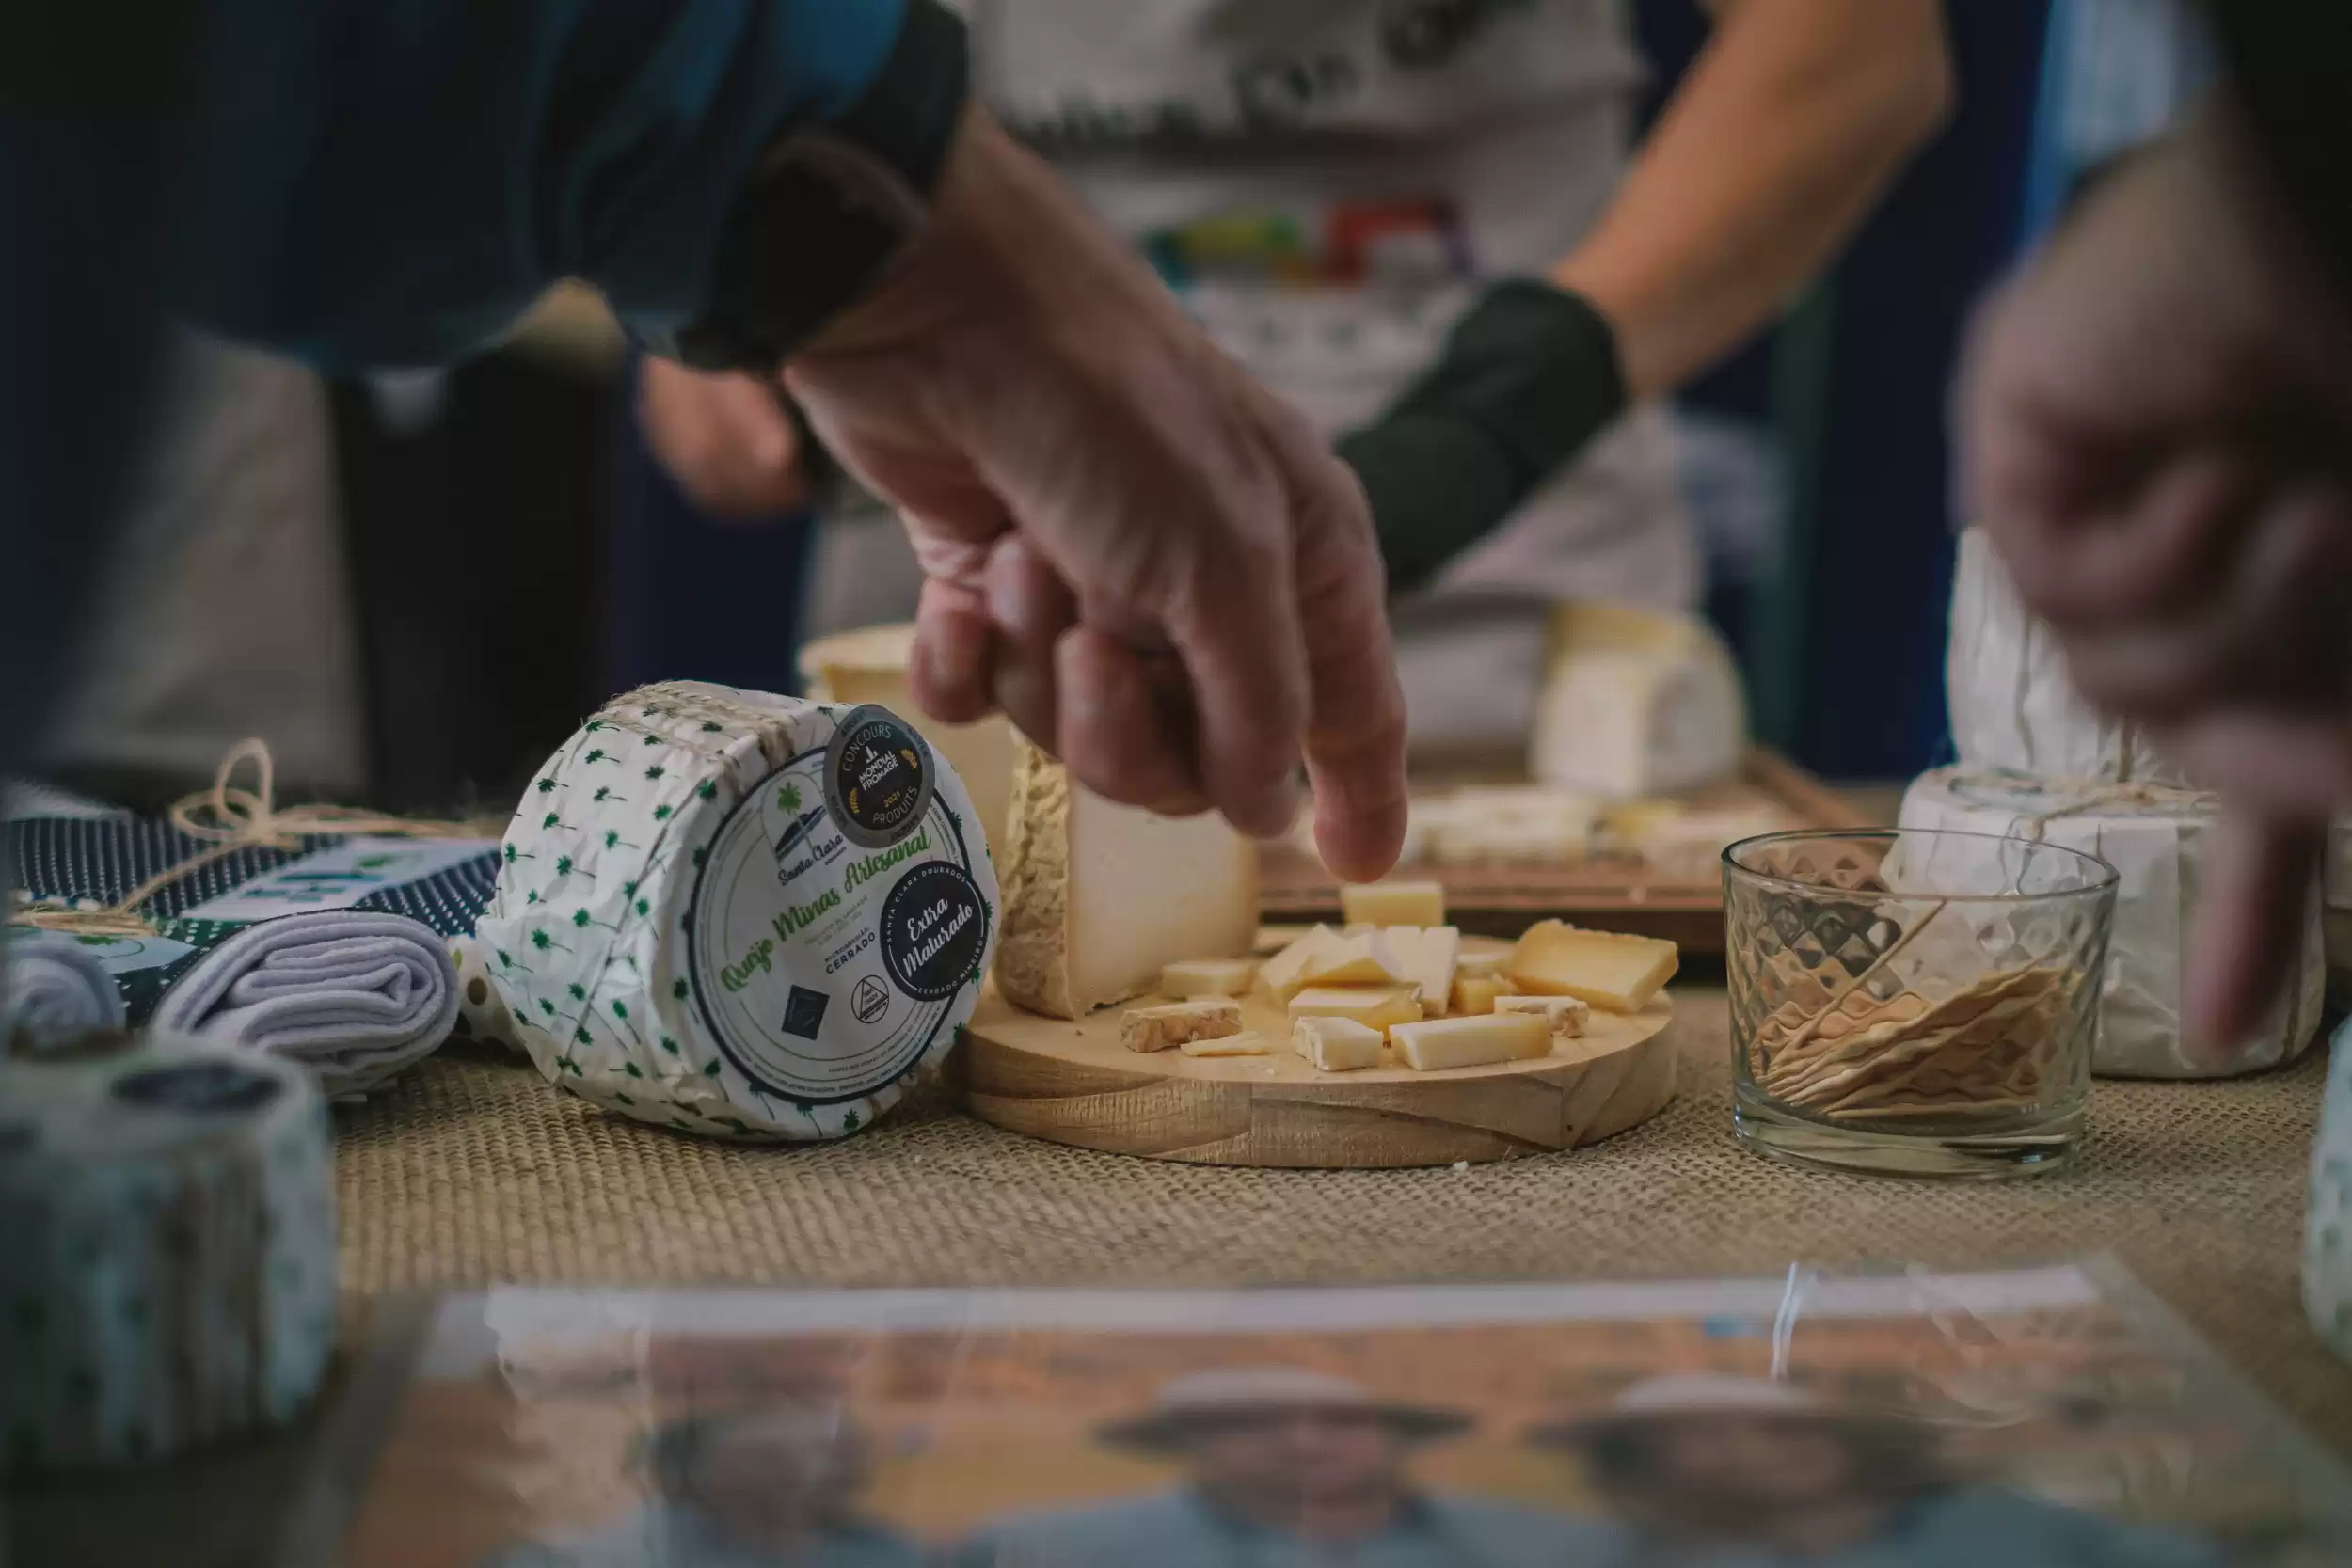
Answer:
[1899, 768, 2324, 1078]
[1947, 530, 2186, 785]
[476, 683, 998, 1142]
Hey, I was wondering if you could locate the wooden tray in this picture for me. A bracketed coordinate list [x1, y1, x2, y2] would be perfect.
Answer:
[1260, 749, 1861, 949]
[958, 941, 1679, 1168]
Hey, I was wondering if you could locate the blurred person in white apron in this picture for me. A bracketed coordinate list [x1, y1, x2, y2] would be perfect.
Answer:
[640, 0, 1952, 764]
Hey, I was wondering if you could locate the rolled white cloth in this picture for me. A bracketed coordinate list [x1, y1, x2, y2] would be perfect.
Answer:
[151, 911, 460, 1096]
[0, 930, 130, 1049]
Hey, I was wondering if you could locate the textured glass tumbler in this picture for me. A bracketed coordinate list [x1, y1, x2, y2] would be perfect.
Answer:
[1725, 830, 2116, 1180]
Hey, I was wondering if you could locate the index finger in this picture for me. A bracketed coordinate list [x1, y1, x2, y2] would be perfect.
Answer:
[1284, 444, 1409, 882]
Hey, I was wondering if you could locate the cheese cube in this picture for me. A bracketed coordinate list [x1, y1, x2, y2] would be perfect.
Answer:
[1286, 986, 1422, 1036]
[995, 742, 1258, 1018]
[1295, 929, 1406, 989]
[1120, 999, 1243, 1054]
[1340, 880, 1446, 927]
[1179, 1031, 1272, 1058]
[1455, 949, 1510, 978]
[1505, 922, 1677, 1012]
[1381, 926, 1460, 1017]
[1158, 957, 1260, 999]
[1449, 974, 1518, 1015]
[1293, 1016, 1384, 1072]
[1495, 993, 1590, 1038]
[1391, 1013, 1552, 1071]
[1256, 926, 1347, 1006]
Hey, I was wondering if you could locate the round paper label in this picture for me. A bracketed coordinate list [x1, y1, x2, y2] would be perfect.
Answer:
[686, 729, 991, 1106]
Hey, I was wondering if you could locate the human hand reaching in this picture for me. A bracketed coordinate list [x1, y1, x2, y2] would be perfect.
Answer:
[783, 112, 1409, 879]
[1961, 105, 2352, 1054]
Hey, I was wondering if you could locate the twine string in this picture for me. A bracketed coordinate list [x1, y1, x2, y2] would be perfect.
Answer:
[10, 739, 505, 937]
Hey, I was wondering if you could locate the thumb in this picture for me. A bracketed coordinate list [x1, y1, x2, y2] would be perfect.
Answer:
[2185, 810, 2322, 1064]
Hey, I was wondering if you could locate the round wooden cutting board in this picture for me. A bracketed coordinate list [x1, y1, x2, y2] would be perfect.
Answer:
[955, 965, 1679, 1169]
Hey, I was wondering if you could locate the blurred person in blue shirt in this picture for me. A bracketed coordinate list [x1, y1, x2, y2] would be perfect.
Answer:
[4, 0, 1417, 883]
[955, 1367, 1615, 1568]
[1532, 1375, 2223, 1568]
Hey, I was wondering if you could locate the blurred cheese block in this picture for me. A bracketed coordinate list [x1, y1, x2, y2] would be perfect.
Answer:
[995, 739, 1256, 1019]
[1528, 603, 1747, 800]
[1899, 768, 2323, 1078]
[1946, 530, 2185, 784]
[1421, 785, 1600, 865]
[0, 1037, 335, 1471]
[800, 624, 1019, 871]
[479, 683, 998, 1140]
[1287, 986, 1422, 1035]
[1340, 880, 1445, 927]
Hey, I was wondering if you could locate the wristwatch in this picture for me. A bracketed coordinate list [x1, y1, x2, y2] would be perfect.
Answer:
[666, 0, 969, 372]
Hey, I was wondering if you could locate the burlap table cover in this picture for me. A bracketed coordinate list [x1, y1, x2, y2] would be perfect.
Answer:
[331, 990, 2352, 1455]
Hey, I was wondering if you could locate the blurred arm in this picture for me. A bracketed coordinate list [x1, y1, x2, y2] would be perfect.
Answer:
[1554, 0, 1954, 398]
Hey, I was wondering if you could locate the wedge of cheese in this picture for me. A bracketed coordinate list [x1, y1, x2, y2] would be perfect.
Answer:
[1257, 926, 1345, 1006]
[1381, 926, 1460, 1016]
[1179, 1031, 1272, 1058]
[1297, 928, 1407, 989]
[1496, 993, 1590, 1038]
[1506, 921, 1677, 1012]
[1340, 880, 1446, 927]
[1158, 957, 1260, 999]
[1391, 1012, 1551, 1071]
[1528, 603, 1747, 800]
[994, 741, 1258, 1019]
[1120, 999, 1244, 1054]
[1293, 1016, 1384, 1072]
[799, 624, 1021, 868]
[1450, 973, 1518, 1015]
[1287, 986, 1422, 1036]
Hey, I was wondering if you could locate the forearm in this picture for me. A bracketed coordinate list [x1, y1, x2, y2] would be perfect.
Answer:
[1553, 0, 1952, 399]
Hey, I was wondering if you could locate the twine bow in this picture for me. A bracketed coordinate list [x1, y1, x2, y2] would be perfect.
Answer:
[10, 739, 507, 938]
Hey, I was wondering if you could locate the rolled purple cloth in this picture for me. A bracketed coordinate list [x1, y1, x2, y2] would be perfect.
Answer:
[151, 911, 460, 1096]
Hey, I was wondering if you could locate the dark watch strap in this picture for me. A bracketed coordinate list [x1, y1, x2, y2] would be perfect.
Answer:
[669, 0, 969, 372]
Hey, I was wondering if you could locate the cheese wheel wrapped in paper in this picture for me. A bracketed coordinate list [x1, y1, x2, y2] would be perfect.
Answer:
[477, 683, 998, 1141]
[1897, 768, 2323, 1078]
[1946, 529, 2185, 784]
[0, 1036, 336, 1470]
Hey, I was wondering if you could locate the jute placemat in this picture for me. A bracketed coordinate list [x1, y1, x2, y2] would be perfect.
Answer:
[334, 991, 2352, 1454]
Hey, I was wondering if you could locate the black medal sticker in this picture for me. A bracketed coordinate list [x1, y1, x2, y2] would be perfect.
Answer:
[824, 705, 935, 850]
[881, 862, 990, 1003]
[113, 1062, 283, 1115]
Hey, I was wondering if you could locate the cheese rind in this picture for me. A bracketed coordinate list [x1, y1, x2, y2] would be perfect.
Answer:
[1381, 926, 1461, 1016]
[994, 740, 1258, 1019]
[1528, 603, 1747, 800]
[1450, 974, 1518, 1015]
[1120, 999, 1244, 1054]
[1287, 986, 1423, 1035]
[1391, 1012, 1552, 1071]
[1495, 993, 1590, 1038]
[1340, 880, 1446, 927]
[1179, 1031, 1272, 1058]
[1506, 921, 1678, 1012]
[1292, 1016, 1384, 1072]
[1157, 958, 1259, 1000]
